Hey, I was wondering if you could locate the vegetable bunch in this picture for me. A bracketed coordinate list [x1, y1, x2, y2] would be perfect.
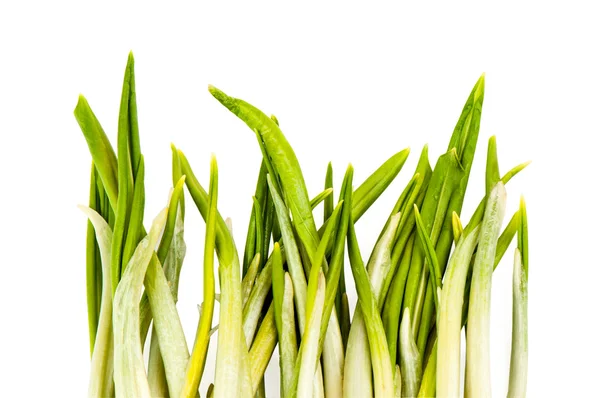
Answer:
[78, 53, 529, 398]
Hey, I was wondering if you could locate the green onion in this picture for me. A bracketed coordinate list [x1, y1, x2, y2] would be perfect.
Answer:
[80, 206, 114, 398]
[347, 204, 394, 398]
[465, 182, 507, 397]
[399, 308, 422, 398]
[241, 253, 261, 307]
[507, 197, 528, 397]
[77, 60, 532, 398]
[344, 213, 400, 398]
[113, 207, 167, 398]
[296, 272, 327, 398]
[181, 155, 219, 397]
[436, 225, 480, 397]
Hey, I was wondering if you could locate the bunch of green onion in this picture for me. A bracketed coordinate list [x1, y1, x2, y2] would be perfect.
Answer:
[78, 53, 529, 398]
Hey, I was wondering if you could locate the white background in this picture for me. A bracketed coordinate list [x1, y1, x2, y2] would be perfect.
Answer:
[1, 2, 598, 396]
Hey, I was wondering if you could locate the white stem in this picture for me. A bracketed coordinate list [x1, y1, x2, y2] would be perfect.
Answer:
[507, 248, 528, 397]
[113, 208, 168, 398]
[344, 214, 400, 398]
[80, 206, 114, 398]
[436, 226, 480, 397]
[297, 272, 326, 398]
[400, 308, 422, 398]
[466, 182, 506, 398]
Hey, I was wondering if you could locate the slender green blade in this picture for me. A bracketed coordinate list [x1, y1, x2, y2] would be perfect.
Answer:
[251, 196, 265, 269]
[243, 162, 267, 274]
[495, 210, 519, 269]
[74, 95, 118, 209]
[124, 52, 141, 178]
[324, 162, 333, 223]
[280, 273, 298, 397]
[413, 205, 442, 316]
[112, 50, 138, 287]
[272, 243, 285, 338]
[352, 148, 410, 222]
[382, 234, 414, 367]
[248, 305, 278, 395]
[403, 148, 463, 335]
[85, 163, 101, 355]
[518, 196, 529, 274]
[176, 149, 249, 397]
[452, 211, 463, 244]
[209, 86, 319, 256]
[268, 175, 308, 332]
[181, 156, 218, 398]
[311, 188, 333, 211]
[413, 77, 486, 355]
[417, 340, 437, 398]
[157, 176, 187, 265]
[485, 136, 500, 196]
[121, 155, 145, 269]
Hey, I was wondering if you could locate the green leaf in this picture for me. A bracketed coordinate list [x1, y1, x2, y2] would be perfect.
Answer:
[74, 95, 119, 209]
[352, 148, 410, 222]
[243, 162, 268, 273]
[452, 211, 463, 244]
[485, 136, 500, 196]
[519, 196, 528, 275]
[209, 86, 319, 256]
[268, 174, 309, 332]
[156, 175, 187, 265]
[403, 148, 463, 335]
[272, 243, 285, 338]
[311, 188, 333, 211]
[85, 163, 101, 355]
[417, 339, 437, 398]
[280, 273, 298, 397]
[248, 305, 278, 395]
[382, 234, 415, 367]
[121, 155, 145, 270]
[324, 162, 334, 223]
[495, 210, 519, 269]
[413, 205, 441, 316]
[251, 196, 265, 269]
[181, 155, 218, 398]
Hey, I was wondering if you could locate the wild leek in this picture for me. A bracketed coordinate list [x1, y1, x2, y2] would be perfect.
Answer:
[77, 55, 530, 397]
